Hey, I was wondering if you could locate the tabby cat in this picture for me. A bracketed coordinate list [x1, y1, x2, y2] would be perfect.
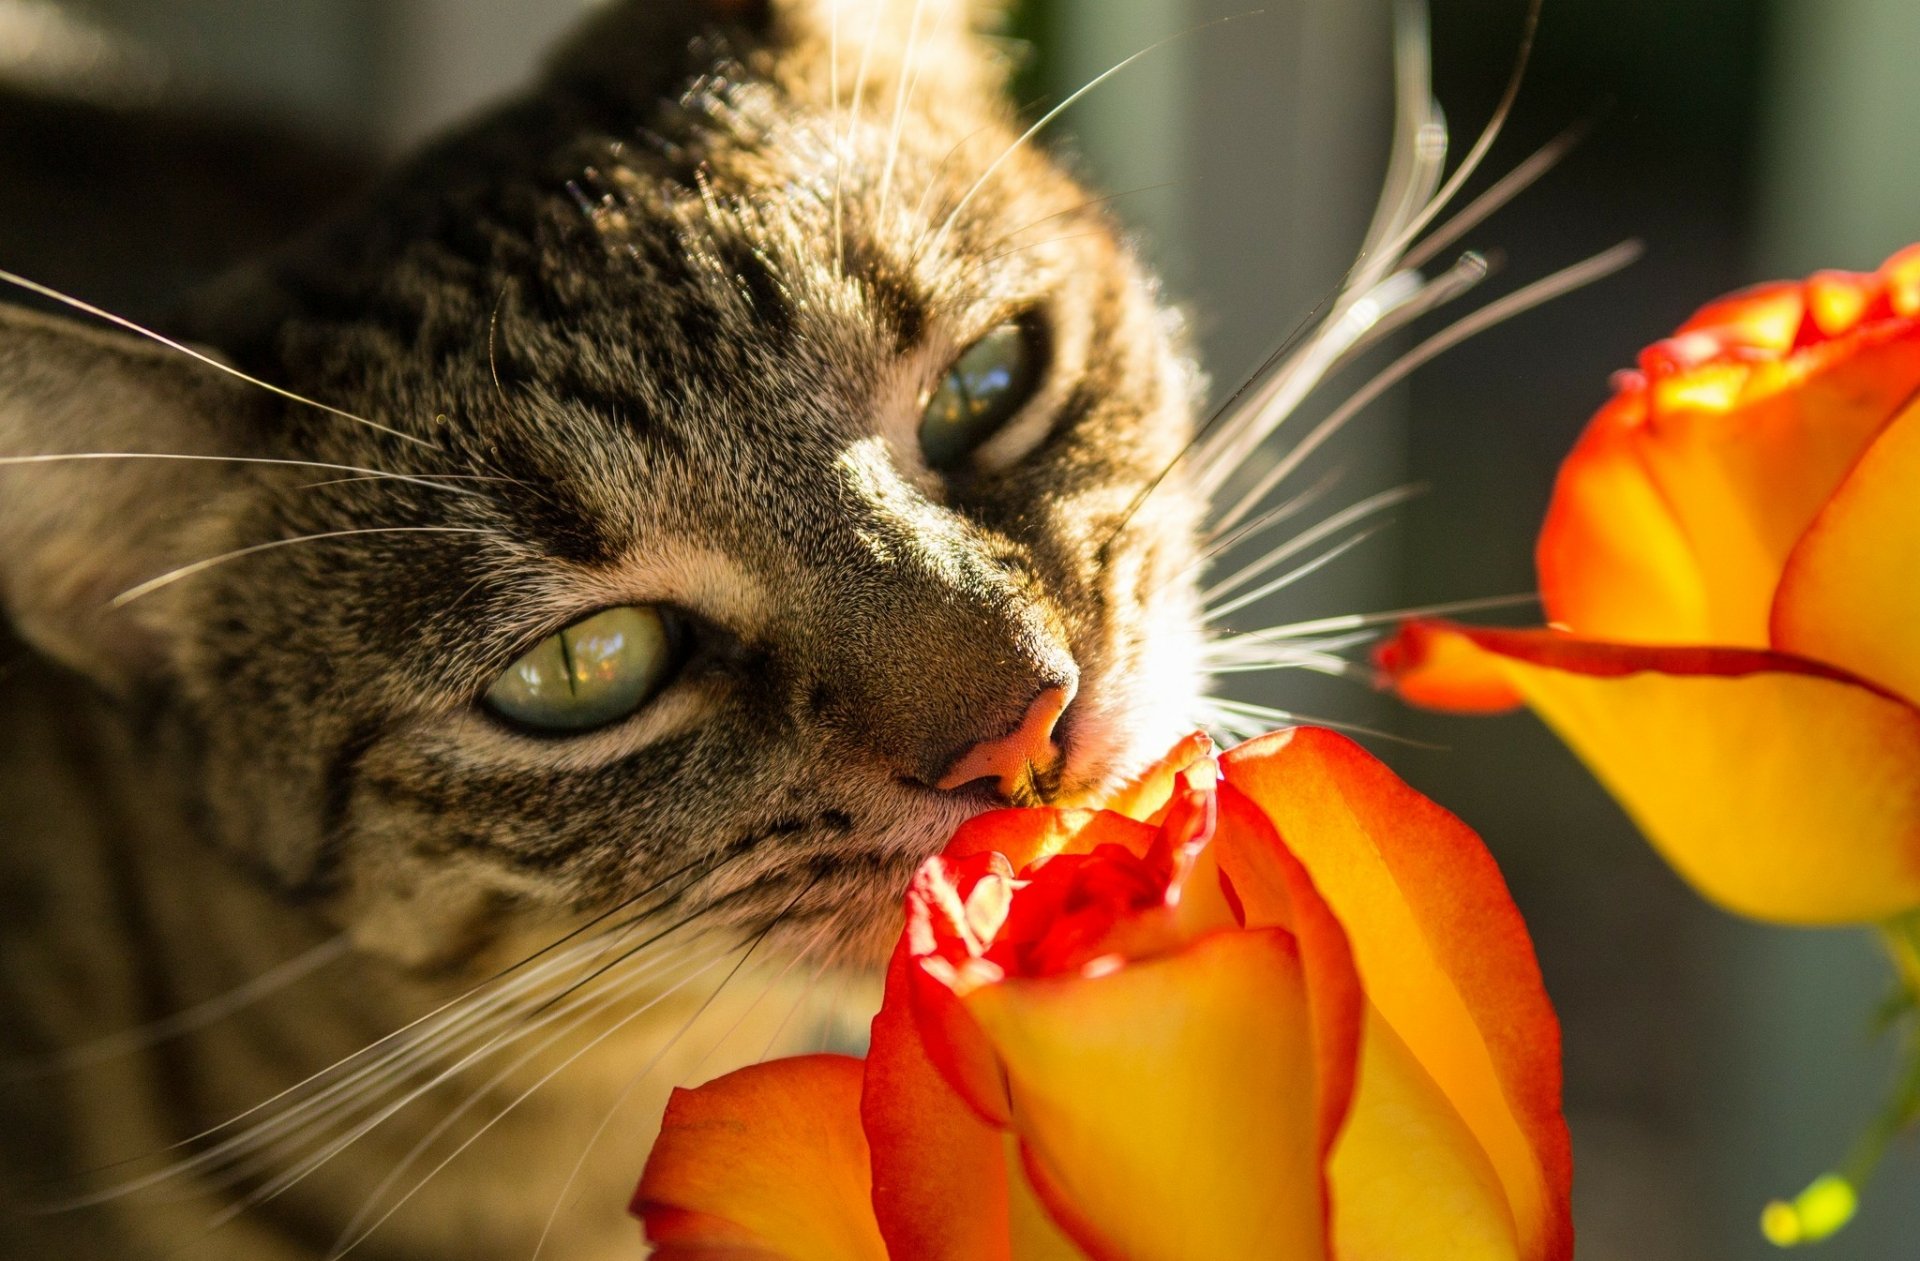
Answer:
[0, 1, 1211, 1256]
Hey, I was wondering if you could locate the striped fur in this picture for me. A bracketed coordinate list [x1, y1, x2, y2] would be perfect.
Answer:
[0, 2, 1206, 1256]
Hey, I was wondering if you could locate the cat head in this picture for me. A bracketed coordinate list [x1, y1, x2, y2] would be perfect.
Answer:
[0, 0, 1206, 968]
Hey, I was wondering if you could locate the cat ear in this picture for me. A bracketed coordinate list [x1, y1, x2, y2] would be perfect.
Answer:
[0, 302, 260, 693]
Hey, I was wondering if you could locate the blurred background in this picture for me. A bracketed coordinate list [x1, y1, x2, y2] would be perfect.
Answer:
[2, 0, 1916, 1256]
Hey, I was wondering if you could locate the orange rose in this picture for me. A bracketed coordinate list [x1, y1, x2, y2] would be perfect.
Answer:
[633, 730, 1572, 1260]
[1382, 244, 1920, 926]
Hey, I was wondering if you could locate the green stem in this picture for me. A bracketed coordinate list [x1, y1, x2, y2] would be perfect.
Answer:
[1760, 920, 1920, 1248]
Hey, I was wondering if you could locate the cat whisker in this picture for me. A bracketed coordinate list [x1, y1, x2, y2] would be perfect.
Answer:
[291, 932, 730, 1253]
[1400, 112, 1594, 274]
[971, 229, 1108, 273]
[528, 900, 837, 1261]
[291, 474, 501, 493]
[110, 526, 495, 608]
[0, 453, 488, 498]
[0, 268, 434, 450]
[216, 881, 749, 1189]
[1203, 485, 1421, 613]
[1203, 629, 1381, 670]
[5, 937, 350, 1081]
[980, 180, 1191, 258]
[1209, 592, 1538, 652]
[1198, 697, 1443, 751]
[921, 11, 1254, 265]
[875, 0, 930, 224]
[208, 923, 679, 1189]
[1200, 466, 1344, 554]
[1110, 0, 1545, 550]
[45, 856, 725, 1201]
[756, 950, 844, 1068]
[1205, 524, 1389, 625]
[1202, 241, 1643, 536]
[1319, 248, 1495, 377]
[329, 878, 817, 1261]
[1363, 0, 1542, 285]
[42, 911, 672, 1210]
[488, 284, 512, 402]
[838, 0, 890, 280]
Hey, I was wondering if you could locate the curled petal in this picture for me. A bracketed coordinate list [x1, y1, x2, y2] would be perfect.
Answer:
[1098, 730, 1216, 822]
[1376, 616, 1526, 713]
[633, 1055, 887, 1261]
[1388, 622, 1920, 925]
[1539, 250, 1920, 646]
[961, 929, 1330, 1261]
[1222, 729, 1572, 1261]
[1773, 397, 1920, 707]
[942, 806, 1161, 871]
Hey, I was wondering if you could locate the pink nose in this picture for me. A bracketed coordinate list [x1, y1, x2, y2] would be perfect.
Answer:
[935, 685, 1074, 800]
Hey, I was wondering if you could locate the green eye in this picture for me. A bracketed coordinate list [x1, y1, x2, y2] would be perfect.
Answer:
[484, 606, 677, 733]
[919, 321, 1044, 471]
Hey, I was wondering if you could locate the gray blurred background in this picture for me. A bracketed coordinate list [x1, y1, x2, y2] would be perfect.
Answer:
[2, 0, 1916, 1256]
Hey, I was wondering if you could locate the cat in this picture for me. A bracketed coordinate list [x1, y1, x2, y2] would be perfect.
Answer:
[0, 0, 1604, 1254]
[0, 2, 1213, 1256]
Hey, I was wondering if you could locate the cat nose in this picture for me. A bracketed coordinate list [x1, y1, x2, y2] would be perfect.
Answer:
[935, 683, 1075, 802]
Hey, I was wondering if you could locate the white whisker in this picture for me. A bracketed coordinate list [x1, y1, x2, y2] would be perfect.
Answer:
[1401, 116, 1590, 273]
[6, 937, 349, 1080]
[1200, 466, 1344, 553]
[1363, 0, 1540, 280]
[923, 12, 1253, 265]
[1204, 485, 1420, 609]
[1209, 593, 1538, 651]
[1205, 241, 1642, 536]
[1205, 526, 1387, 625]
[0, 269, 434, 450]
[44, 861, 726, 1212]
[0, 453, 487, 498]
[875, 0, 929, 223]
[317, 937, 730, 1257]
[529, 909, 835, 1261]
[112, 527, 492, 608]
[1201, 697, 1442, 750]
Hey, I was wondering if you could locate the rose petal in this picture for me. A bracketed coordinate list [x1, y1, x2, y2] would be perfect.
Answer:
[1392, 622, 1920, 925]
[1773, 396, 1920, 707]
[1537, 387, 1711, 643]
[1098, 730, 1216, 822]
[864, 943, 1018, 1260]
[962, 929, 1329, 1261]
[1212, 783, 1364, 1176]
[1222, 729, 1572, 1261]
[942, 806, 1161, 870]
[1539, 263, 1920, 646]
[1330, 1008, 1522, 1261]
[1376, 616, 1526, 713]
[633, 1055, 887, 1261]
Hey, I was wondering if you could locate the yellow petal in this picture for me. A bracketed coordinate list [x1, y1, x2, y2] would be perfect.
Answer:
[1539, 253, 1920, 646]
[963, 929, 1328, 1261]
[1405, 624, 1920, 924]
[1222, 731, 1571, 1261]
[1331, 1008, 1520, 1261]
[1773, 397, 1920, 706]
[634, 1055, 888, 1261]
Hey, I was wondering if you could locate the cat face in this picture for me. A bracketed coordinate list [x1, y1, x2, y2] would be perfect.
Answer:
[0, 0, 1206, 968]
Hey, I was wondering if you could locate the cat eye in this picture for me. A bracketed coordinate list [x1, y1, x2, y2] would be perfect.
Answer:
[484, 606, 678, 733]
[919, 320, 1046, 471]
